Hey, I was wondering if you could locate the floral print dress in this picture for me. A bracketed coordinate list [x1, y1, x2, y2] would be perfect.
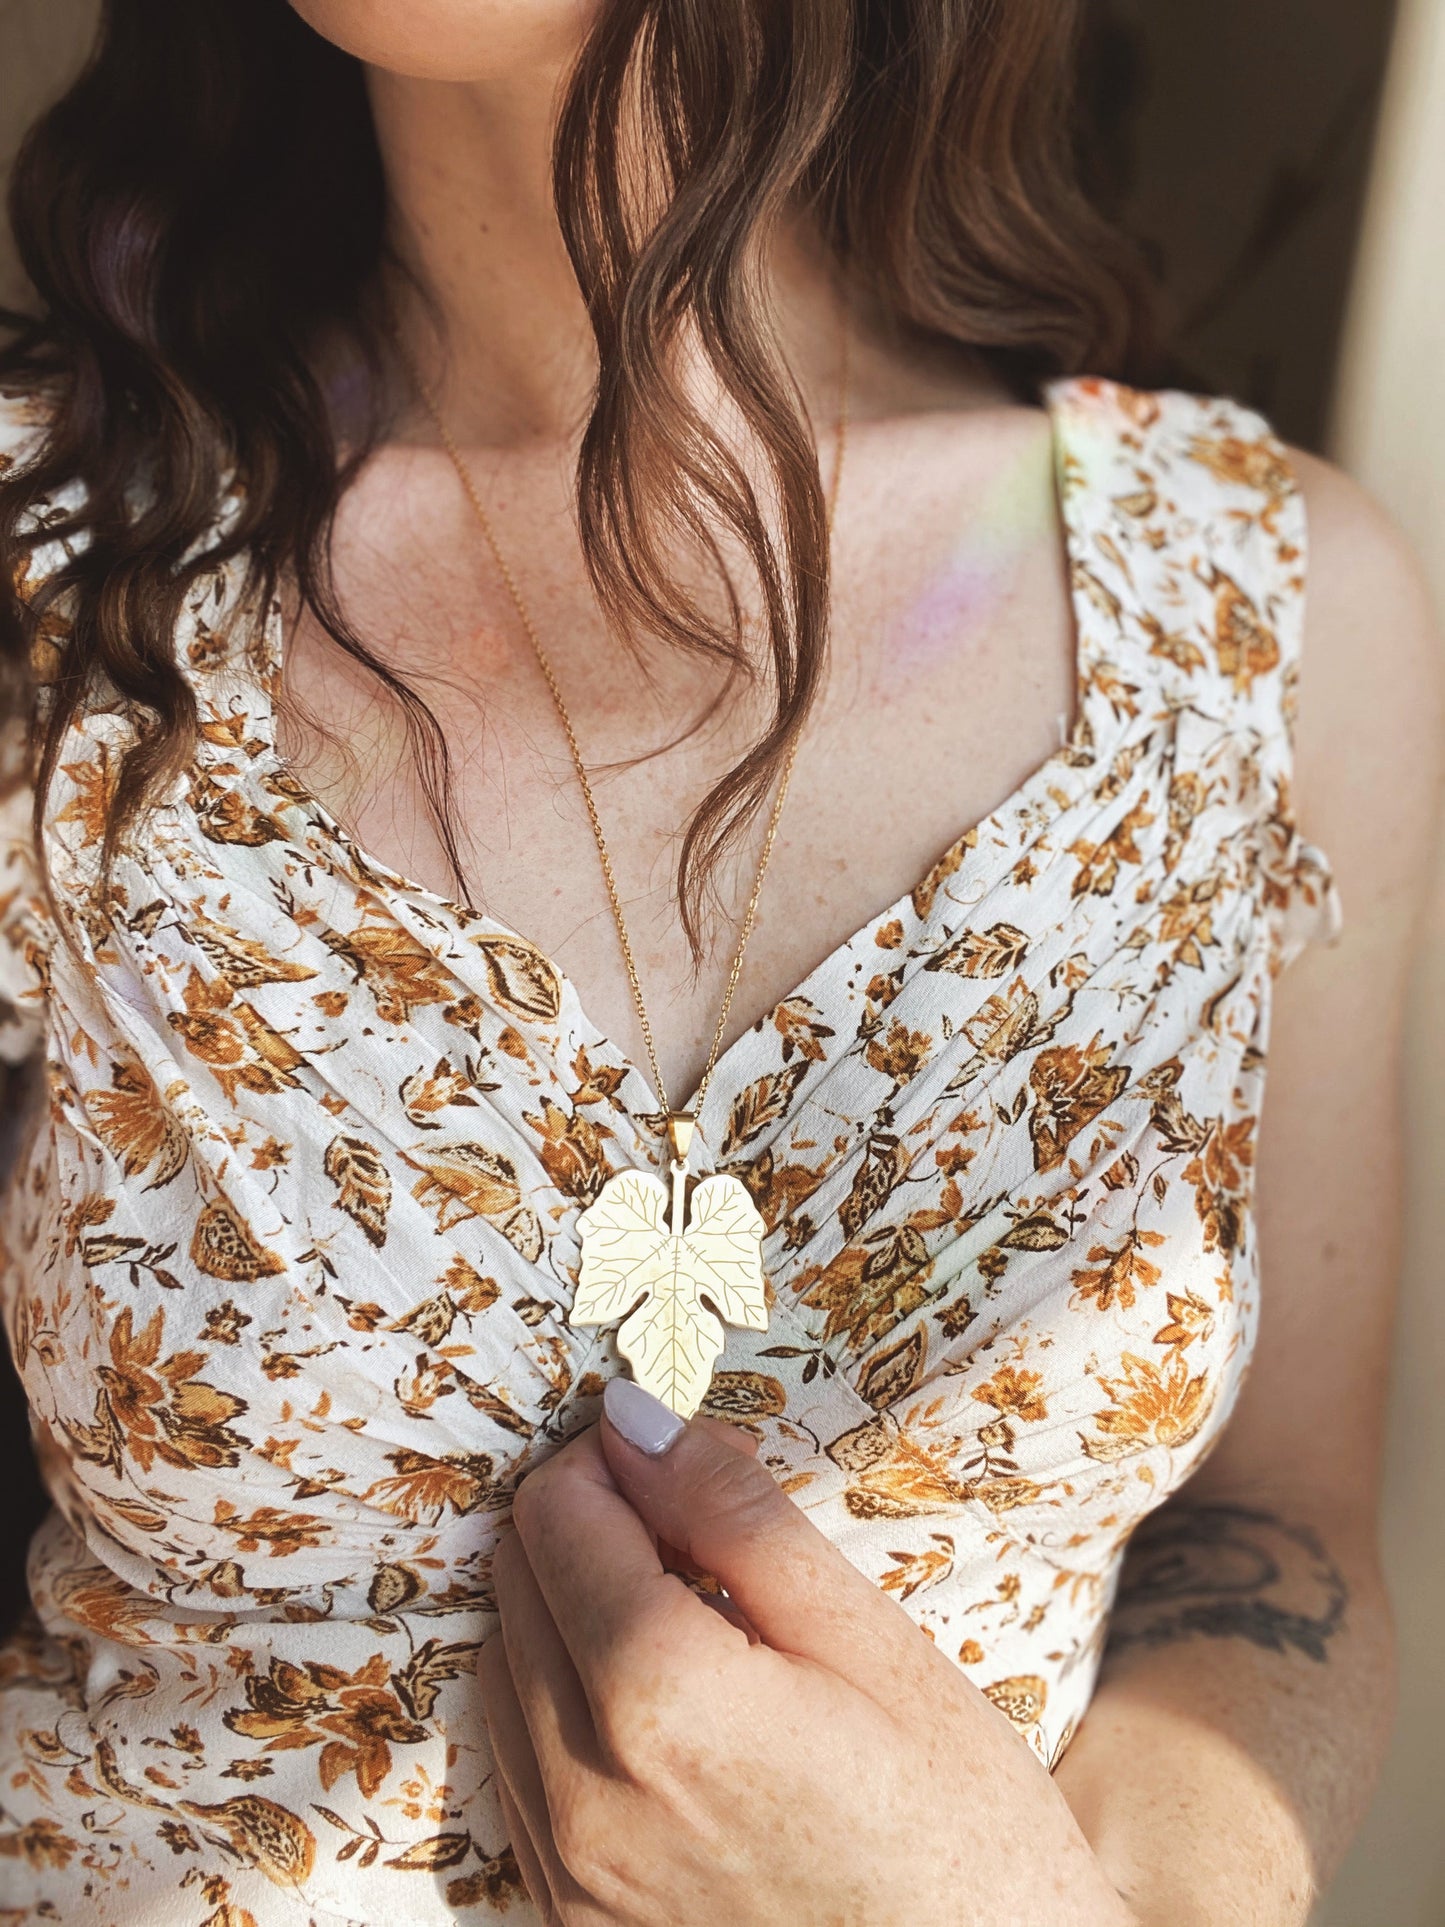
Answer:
[0, 379, 1341, 1926]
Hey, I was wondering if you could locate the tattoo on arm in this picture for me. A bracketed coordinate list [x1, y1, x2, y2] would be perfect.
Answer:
[1107, 1503, 1348, 1663]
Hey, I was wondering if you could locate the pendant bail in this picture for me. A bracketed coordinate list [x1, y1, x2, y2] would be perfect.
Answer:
[665, 1112, 696, 1168]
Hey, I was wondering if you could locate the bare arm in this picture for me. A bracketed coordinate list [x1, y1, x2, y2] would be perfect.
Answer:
[1054, 453, 1444, 1924]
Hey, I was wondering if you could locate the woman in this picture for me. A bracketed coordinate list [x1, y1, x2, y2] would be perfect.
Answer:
[0, 1, 1438, 1922]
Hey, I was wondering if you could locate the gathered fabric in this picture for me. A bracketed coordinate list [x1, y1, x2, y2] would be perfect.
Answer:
[0, 378, 1340, 1925]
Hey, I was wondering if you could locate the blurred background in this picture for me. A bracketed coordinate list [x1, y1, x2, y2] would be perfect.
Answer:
[2, 1, 1441, 1919]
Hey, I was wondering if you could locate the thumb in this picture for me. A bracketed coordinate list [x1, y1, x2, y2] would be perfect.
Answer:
[600, 1375, 904, 1679]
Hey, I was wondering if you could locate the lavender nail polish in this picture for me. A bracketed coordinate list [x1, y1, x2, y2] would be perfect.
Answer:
[604, 1375, 687, 1455]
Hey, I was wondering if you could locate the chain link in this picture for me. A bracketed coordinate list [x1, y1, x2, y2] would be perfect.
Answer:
[413, 319, 849, 1123]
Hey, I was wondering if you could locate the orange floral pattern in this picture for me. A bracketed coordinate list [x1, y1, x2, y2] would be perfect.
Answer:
[0, 380, 1342, 1923]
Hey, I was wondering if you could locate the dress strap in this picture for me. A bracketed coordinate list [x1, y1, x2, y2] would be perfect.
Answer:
[1044, 376, 1341, 973]
[1045, 377, 1305, 717]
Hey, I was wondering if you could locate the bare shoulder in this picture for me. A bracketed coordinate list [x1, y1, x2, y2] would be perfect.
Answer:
[1288, 443, 1444, 940]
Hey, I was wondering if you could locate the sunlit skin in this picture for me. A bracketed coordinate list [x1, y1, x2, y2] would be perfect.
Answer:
[878, 436, 1064, 701]
[280, 3, 1443, 1922]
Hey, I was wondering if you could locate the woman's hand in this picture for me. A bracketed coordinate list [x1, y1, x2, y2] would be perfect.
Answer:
[480, 1377, 1135, 1927]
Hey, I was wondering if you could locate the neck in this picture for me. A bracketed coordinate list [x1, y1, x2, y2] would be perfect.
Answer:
[368, 64, 851, 454]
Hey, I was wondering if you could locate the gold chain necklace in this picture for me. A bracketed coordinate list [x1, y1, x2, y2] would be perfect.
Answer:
[415, 323, 848, 1417]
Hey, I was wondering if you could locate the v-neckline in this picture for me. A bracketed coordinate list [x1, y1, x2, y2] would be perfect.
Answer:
[251, 379, 1114, 1141]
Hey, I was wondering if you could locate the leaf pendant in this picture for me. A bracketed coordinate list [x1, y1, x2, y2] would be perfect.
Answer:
[570, 1160, 770, 1419]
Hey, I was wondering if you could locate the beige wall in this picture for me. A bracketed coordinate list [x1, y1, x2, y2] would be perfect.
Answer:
[1319, 1, 1445, 1920]
[0, 0, 95, 309]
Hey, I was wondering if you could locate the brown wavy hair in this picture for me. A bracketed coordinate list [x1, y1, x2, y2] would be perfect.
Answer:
[0, 0, 1152, 959]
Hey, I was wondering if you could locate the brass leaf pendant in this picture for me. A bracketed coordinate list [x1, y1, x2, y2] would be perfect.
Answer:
[570, 1159, 770, 1419]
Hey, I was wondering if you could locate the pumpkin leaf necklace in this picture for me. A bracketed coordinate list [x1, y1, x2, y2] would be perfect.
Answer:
[415, 318, 848, 1417]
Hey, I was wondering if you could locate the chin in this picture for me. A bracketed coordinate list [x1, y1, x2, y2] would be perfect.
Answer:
[288, 0, 597, 80]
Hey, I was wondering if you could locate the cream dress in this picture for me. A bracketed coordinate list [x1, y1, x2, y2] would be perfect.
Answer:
[0, 378, 1341, 1925]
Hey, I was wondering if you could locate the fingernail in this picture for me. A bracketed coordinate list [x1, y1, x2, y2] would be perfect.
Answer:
[604, 1375, 687, 1456]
